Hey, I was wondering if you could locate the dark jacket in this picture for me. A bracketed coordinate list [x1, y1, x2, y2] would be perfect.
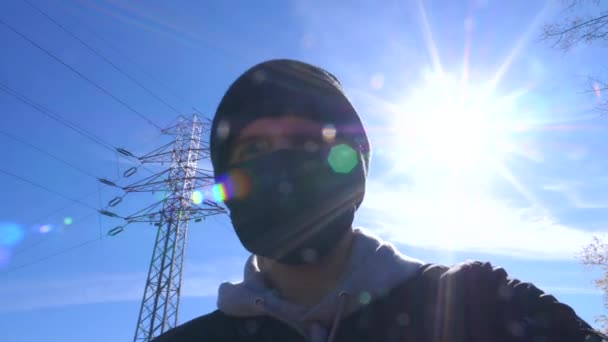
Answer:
[154, 261, 605, 342]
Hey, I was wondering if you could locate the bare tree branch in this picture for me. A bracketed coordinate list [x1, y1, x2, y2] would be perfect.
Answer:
[579, 236, 608, 333]
[545, 2, 608, 326]
[542, 0, 608, 115]
[542, 0, 608, 50]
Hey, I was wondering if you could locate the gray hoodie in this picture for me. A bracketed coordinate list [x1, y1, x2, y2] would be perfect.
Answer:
[217, 228, 423, 342]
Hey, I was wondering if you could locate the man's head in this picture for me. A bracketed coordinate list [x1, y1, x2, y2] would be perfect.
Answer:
[210, 59, 370, 265]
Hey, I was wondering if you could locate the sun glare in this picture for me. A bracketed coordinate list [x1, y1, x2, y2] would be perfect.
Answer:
[393, 72, 514, 172]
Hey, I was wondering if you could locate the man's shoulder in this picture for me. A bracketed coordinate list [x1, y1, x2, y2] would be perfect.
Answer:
[152, 310, 236, 342]
[391, 260, 606, 341]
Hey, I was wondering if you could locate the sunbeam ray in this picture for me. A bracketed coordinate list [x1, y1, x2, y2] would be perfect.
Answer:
[490, 2, 552, 89]
[461, 1, 475, 84]
[492, 158, 548, 215]
[417, 0, 443, 75]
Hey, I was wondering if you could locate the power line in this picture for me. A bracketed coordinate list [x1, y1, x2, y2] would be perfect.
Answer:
[0, 129, 99, 179]
[0, 130, 103, 244]
[56, 4, 195, 109]
[4, 140, 166, 257]
[0, 81, 164, 176]
[12, 168, 128, 257]
[13, 210, 98, 256]
[20, 0, 182, 116]
[0, 168, 98, 211]
[0, 81, 161, 255]
[0, 81, 170, 255]
[2, 237, 102, 275]
[0, 81, 115, 153]
[0, 16, 163, 131]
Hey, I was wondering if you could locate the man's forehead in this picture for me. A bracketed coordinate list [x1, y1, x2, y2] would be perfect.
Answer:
[236, 116, 324, 140]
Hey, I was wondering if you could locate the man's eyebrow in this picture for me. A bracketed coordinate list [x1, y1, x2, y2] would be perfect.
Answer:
[233, 135, 264, 146]
[234, 124, 325, 145]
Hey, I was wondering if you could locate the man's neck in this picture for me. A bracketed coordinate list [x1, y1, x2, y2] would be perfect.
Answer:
[256, 230, 355, 307]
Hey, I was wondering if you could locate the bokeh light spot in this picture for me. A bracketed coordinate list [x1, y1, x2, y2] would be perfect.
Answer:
[302, 34, 315, 49]
[328, 144, 359, 174]
[39, 224, 53, 234]
[210, 169, 251, 203]
[304, 140, 319, 153]
[359, 291, 372, 305]
[322, 124, 337, 143]
[0, 222, 24, 247]
[278, 181, 293, 195]
[0, 248, 10, 268]
[217, 120, 231, 139]
[464, 17, 474, 32]
[300, 248, 318, 264]
[154, 191, 169, 201]
[252, 70, 266, 84]
[191, 190, 204, 205]
[593, 82, 601, 98]
[63, 217, 73, 226]
[227, 169, 251, 200]
[370, 73, 385, 90]
[396, 312, 410, 326]
[212, 183, 227, 202]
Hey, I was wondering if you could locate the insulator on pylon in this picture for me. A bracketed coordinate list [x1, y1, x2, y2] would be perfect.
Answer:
[99, 210, 119, 218]
[98, 178, 118, 187]
[123, 167, 137, 178]
[116, 147, 135, 158]
[108, 197, 123, 207]
[107, 226, 124, 236]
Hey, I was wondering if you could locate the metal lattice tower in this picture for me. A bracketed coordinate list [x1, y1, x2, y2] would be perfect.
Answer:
[98, 114, 224, 341]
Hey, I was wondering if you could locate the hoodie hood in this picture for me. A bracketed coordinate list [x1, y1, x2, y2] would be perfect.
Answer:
[217, 228, 423, 341]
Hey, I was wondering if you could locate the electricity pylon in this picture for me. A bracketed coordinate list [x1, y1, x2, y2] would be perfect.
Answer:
[98, 114, 224, 341]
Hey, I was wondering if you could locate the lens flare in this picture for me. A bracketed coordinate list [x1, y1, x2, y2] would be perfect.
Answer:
[212, 183, 227, 202]
[63, 217, 73, 226]
[359, 291, 372, 305]
[0, 222, 24, 247]
[191, 190, 204, 205]
[211, 169, 252, 203]
[217, 120, 231, 139]
[328, 144, 359, 174]
[39, 224, 53, 234]
[322, 124, 337, 143]
[0, 248, 9, 268]
[154, 191, 169, 201]
[370, 73, 385, 90]
[594, 82, 601, 98]
[229, 169, 250, 200]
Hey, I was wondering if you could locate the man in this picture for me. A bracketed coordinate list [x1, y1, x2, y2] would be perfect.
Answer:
[154, 59, 605, 341]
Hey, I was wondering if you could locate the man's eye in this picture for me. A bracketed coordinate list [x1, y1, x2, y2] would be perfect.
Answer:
[237, 140, 271, 160]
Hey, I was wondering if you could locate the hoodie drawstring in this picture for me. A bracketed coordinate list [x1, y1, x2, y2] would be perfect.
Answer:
[326, 291, 349, 342]
[255, 297, 311, 339]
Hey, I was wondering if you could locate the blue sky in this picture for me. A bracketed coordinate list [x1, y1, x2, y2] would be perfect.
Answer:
[1, 0, 607, 340]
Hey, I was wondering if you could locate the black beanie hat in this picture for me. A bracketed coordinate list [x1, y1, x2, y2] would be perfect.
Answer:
[210, 59, 371, 179]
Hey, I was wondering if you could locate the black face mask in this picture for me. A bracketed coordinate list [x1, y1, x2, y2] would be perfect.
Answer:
[222, 147, 365, 265]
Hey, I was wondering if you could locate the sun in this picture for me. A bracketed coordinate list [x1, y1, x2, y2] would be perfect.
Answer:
[391, 72, 515, 173]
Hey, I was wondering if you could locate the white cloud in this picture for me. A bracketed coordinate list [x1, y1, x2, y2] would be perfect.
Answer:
[0, 272, 144, 313]
[360, 179, 599, 260]
[543, 182, 608, 209]
[540, 285, 602, 296]
[565, 146, 589, 161]
[0, 261, 237, 313]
